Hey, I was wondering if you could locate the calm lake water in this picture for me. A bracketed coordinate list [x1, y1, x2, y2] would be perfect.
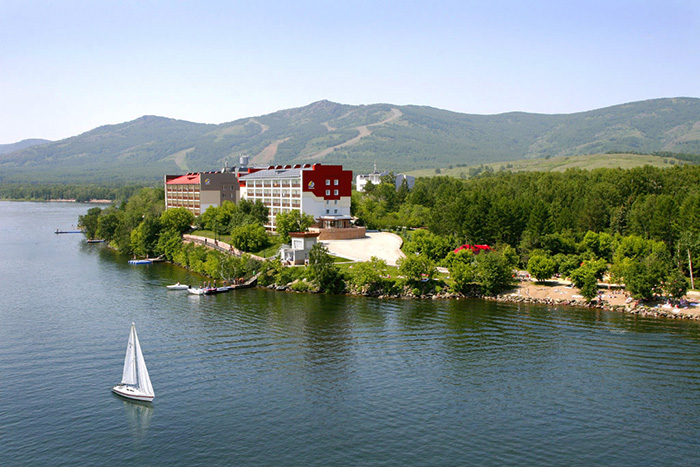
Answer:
[2, 201, 700, 465]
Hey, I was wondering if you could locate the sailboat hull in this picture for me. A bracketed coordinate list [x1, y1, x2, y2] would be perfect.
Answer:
[112, 384, 155, 402]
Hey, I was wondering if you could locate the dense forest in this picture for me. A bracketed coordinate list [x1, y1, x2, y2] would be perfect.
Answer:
[353, 164, 700, 300]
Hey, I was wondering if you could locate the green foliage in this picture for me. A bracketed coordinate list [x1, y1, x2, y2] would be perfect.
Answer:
[230, 223, 269, 252]
[527, 254, 556, 282]
[275, 210, 316, 243]
[78, 207, 102, 239]
[130, 215, 162, 258]
[404, 229, 453, 262]
[397, 254, 436, 286]
[473, 251, 514, 296]
[450, 260, 478, 294]
[307, 243, 345, 293]
[160, 208, 195, 234]
[156, 229, 184, 261]
[350, 256, 389, 294]
[570, 265, 601, 301]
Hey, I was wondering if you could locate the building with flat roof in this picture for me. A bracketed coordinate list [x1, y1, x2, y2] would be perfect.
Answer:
[238, 163, 353, 230]
[164, 169, 240, 216]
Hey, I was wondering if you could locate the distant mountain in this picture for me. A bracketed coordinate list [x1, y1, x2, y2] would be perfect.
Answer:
[0, 138, 51, 156]
[2, 98, 700, 183]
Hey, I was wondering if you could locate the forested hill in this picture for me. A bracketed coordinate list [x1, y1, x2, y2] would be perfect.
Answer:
[0, 138, 51, 155]
[2, 97, 700, 183]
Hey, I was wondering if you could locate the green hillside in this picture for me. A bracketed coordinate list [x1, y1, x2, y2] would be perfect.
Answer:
[406, 153, 688, 178]
[1, 98, 700, 183]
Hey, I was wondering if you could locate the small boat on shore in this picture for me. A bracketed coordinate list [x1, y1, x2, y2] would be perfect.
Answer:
[55, 229, 84, 234]
[188, 287, 206, 295]
[112, 323, 155, 403]
[128, 259, 152, 265]
[166, 283, 189, 290]
[86, 239, 105, 243]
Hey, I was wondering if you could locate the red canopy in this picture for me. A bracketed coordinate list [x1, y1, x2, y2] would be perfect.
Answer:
[453, 244, 492, 254]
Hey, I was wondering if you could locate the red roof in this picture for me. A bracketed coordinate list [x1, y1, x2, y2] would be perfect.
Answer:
[454, 244, 492, 254]
[166, 173, 200, 185]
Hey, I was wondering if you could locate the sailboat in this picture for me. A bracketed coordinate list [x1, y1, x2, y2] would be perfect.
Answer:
[112, 323, 155, 402]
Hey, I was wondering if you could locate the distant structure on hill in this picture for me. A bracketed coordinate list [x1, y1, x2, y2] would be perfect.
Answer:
[355, 164, 415, 192]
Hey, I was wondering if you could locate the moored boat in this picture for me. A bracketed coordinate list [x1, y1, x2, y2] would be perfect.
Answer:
[166, 283, 189, 290]
[128, 259, 152, 265]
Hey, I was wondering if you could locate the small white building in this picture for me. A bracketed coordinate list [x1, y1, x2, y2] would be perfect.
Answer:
[355, 167, 415, 192]
[280, 231, 319, 265]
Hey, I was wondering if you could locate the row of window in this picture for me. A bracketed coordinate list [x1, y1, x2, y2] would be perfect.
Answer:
[326, 179, 339, 186]
[326, 189, 339, 196]
[249, 179, 301, 188]
[246, 189, 302, 198]
[167, 186, 199, 192]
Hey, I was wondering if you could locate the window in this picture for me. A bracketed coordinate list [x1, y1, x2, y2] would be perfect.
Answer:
[334, 179, 338, 185]
[325, 190, 330, 196]
[326, 209, 330, 214]
[334, 189, 338, 195]
[325, 179, 330, 185]
[334, 200, 338, 205]
[334, 209, 338, 214]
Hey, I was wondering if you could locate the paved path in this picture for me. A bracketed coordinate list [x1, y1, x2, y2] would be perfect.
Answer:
[322, 231, 406, 266]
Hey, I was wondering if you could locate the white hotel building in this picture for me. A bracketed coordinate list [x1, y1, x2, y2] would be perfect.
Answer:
[238, 163, 354, 232]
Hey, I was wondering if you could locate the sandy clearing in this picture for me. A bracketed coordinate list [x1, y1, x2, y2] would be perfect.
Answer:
[322, 231, 406, 266]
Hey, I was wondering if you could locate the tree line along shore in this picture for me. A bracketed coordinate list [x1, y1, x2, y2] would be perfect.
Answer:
[75, 164, 700, 318]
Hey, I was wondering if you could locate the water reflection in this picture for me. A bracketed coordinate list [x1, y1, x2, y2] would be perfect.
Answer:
[118, 397, 154, 438]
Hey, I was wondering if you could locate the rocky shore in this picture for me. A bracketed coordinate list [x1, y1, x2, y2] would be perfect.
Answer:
[487, 291, 700, 320]
[267, 280, 700, 321]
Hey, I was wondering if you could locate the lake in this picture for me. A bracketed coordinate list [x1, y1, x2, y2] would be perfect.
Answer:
[2, 201, 700, 465]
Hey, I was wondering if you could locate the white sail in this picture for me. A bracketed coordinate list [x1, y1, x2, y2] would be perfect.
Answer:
[121, 324, 138, 385]
[133, 325, 154, 397]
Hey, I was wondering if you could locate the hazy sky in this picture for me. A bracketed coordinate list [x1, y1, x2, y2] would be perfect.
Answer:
[1, 0, 698, 143]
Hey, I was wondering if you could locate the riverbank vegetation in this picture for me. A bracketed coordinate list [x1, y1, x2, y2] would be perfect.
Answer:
[76, 164, 700, 302]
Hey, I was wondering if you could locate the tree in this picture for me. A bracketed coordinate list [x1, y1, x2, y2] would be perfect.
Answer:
[156, 229, 183, 261]
[404, 229, 452, 262]
[474, 251, 514, 296]
[527, 254, 556, 282]
[351, 257, 388, 294]
[276, 210, 315, 243]
[78, 207, 102, 239]
[96, 208, 122, 242]
[130, 215, 162, 258]
[451, 260, 477, 294]
[160, 208, 195, 234]
[397, 254, 436, 286]
[664, 269, 688, 300]
[80, 206, 103, 235]
[230, 224, 269, 252]
[570, 266, 599, 301]
[307, 243, 344, 293]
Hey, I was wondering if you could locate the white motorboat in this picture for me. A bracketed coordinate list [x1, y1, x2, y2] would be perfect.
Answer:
[166, 283, 189, 290]
[188, 287, 206, 295]
[112, 323, 155, 402]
